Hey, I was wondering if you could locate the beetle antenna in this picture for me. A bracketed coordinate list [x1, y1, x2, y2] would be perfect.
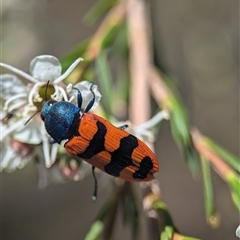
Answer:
[24, 110, 41, 125]
[44, 80, 50, 101]
[91, 166, 98, 201]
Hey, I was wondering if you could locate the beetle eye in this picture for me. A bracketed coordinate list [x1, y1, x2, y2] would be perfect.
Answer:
[46, 100, 56, 108]
[47, 100, 55, 106]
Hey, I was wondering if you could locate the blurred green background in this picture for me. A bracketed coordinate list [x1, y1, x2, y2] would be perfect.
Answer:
[1, 0, 239, 239]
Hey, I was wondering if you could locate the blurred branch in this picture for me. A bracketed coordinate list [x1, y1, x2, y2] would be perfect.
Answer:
[127, 0, 151, 125]
[192, 129, 240, 212]
[192, 129, 233, 180]
[203, 136, 240, 173]
[126, 0, 163, 239]
[61, 0, 239, 238]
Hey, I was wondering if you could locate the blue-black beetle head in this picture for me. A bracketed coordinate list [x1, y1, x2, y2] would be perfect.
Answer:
[41, 100, 80, 143]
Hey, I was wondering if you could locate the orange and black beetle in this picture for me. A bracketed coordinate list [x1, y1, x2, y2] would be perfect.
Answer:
[41, 83, 159, 199]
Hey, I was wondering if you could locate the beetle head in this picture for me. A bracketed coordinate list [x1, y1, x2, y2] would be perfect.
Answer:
[41, 100, 80, 143]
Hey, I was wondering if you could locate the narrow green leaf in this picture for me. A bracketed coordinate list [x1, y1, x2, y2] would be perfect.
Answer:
[111, 21, 128, 58]
[119, 183, 140, 239]
[115, 64, 129, 103]
[95, 193, 118, 221]
[165, 226, 174, 237]
[83, 0, 118, 25]
[200, 156, 221, 228]
[95, 51, 113, 118]
[110, 22, 129, 108]
[226, 172, 240, 211]
[184, 143, 200, 175]
[84, 221, 104, 240]
[161, 231, 171, 240]
[174, 235, 201, 240]
[169, 101, 199, 174]
[203, 137, 240, 173]
[158, 74, 199, 173]
[169, 97, 189, 143]
[153, 200, 178, 232]
[93, 189, 119, 240]
[161, 226, 201, 240]
[101, 24, 123, 50]
[201, 156, 214, 219]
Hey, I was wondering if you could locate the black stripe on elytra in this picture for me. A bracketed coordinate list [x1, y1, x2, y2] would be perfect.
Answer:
[104, 135, 138, 177]
[132, 156, 153, 180]
[77, 121, 106, 159]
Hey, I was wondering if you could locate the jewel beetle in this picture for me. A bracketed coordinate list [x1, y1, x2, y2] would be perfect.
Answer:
[40, 83, 159, 200]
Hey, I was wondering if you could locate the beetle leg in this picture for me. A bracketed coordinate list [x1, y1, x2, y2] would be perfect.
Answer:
[50, 139, 58, 144]
[72, 87, 83, 109]
[84, 83, 95, 113]
[118, 124, 128, 130]
[91, 166, 98, 201]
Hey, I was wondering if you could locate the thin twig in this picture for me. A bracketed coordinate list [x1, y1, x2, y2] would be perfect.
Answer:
[191, 129, 233, 179]
[127, 0, 151, 125]
[127, 0, 161, 239]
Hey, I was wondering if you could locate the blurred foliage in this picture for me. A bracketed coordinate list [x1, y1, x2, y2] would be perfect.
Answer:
[59, 0, 240, 239]
[0, 0, 238, 239]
